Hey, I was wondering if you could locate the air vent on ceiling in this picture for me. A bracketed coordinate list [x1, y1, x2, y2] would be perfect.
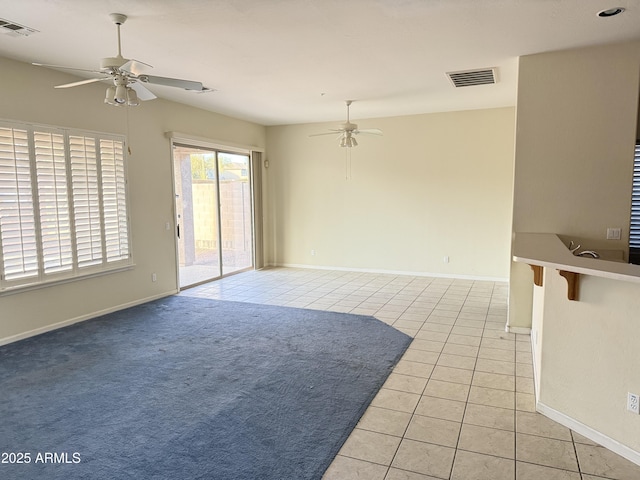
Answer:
[0, 18, 38, 37]
[447, 68, 497, 88]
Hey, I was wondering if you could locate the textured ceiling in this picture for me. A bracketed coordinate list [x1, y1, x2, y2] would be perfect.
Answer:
[0, 0, 638, 125]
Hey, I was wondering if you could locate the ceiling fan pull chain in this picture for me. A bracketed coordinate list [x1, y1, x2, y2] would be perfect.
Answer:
[345, 148, 351, 180]
[126, 107, 132, 154]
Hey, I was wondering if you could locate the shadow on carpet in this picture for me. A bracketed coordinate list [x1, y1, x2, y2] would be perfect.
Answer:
[0, 296, 411, 479]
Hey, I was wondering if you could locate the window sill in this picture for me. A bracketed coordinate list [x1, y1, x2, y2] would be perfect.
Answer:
[0, 263, 136, 297]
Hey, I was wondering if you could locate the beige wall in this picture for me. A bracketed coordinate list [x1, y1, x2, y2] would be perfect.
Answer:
[510, 41, 640, 328]
[265, 107, 515, 279]
[0, 56, 266, 343]
[536, 268, 640, 458]
[637, 98, 640, 139]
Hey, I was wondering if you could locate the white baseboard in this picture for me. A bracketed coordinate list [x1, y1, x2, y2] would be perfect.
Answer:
[536, 402, 640, 467]
[0, 290, 178, 347]
[506, 325, 531, 334]
[274, 263, 509, 282]
[530, 334, 540, 404]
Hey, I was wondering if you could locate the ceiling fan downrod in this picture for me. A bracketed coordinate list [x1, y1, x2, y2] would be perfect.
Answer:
[110, 13, 127, 59]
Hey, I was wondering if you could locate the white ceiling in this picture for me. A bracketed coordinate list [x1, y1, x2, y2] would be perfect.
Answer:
[1, 0, 638, 126]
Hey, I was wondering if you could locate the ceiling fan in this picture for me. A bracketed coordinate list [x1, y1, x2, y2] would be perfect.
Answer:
[33, 13, 209, 106]
[310, 100, 383, 147]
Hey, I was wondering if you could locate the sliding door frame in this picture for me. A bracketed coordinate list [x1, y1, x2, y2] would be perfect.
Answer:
[251, 150, 265, 270]
[167, 132, 264, 290]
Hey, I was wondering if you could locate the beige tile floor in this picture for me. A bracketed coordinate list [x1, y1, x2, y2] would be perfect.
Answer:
[180, 267, 640, 480]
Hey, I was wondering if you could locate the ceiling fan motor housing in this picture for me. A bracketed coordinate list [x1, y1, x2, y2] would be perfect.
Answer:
[341, 121, 357, 132]
[100, 56, 127, 71]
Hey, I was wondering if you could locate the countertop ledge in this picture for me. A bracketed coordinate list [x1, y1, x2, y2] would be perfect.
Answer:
[513, 233, 640, 284]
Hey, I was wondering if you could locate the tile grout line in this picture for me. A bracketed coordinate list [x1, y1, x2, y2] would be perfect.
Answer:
[444, 281, 479, 480]
[381, 276, 441, 480]
[571, 429, 584, 477]
[487, 280, 519, 480]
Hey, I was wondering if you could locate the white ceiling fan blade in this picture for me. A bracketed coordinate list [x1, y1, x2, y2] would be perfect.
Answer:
[54, 77, 109, 89]
[120, 59, 153, 76]
[138, 74, 204, 91]
[354, 128, 383, 136]
[309, 130, 345, 137]
[130, 82, 157, 101]
[33, 62, 103, 75]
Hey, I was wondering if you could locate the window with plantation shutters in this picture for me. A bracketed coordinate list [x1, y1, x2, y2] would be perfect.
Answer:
[629, 141, 640, 264]
[0, 120, 131, 292]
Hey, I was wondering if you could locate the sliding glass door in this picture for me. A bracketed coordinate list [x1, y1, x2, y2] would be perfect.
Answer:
[173, 145, 253, 288]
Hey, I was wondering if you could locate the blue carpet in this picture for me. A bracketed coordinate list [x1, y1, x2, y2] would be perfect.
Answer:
[0, 296, 411, 479]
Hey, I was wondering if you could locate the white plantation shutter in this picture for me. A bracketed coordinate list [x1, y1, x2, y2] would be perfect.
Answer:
[0, 120, 131, 292]
[34, 130, 73, 274]
[100, 139, 129, 262]
[630, 142, 640, 251]
[70, 135, 103, 267]
[0, 127, 38, 281]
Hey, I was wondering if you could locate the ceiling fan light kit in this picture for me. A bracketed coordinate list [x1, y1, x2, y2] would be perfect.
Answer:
[105, 85, 139, 106]
[34, 13, 208, 107]
[126, 88, 139, 106]
[340, 135, 357, 148]
[104, 86, 116, 104]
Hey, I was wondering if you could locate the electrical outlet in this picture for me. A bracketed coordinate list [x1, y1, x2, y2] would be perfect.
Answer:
[443, 256, 450, 264]
[152, 273, 157, 282]
[627, 392, 639, 414]
[310, 249, 316, 256]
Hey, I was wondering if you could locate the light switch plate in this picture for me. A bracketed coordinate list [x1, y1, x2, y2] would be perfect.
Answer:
[606, 228, 621, 240]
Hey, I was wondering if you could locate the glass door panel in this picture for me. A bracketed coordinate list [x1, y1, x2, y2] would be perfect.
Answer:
[174, 146, 221, 287]
[218, 152, 253, 275]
